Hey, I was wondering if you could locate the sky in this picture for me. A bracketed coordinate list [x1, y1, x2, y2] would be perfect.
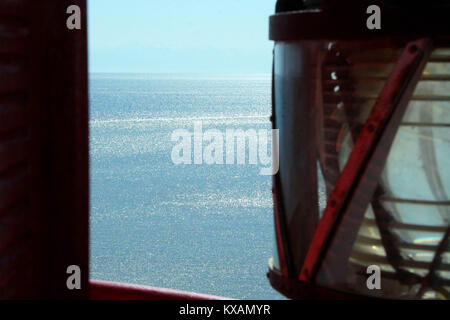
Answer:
[88, 0, 275, 73]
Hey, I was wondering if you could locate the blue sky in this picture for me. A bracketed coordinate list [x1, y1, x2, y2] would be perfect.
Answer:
[88, 0, 275, 73]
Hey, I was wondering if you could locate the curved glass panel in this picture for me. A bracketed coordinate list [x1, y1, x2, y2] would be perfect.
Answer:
[316, 46, 450, 299]
[270, 41, 450, 299]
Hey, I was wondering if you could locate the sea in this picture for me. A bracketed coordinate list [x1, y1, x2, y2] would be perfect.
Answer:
[89, 73, 285, 299]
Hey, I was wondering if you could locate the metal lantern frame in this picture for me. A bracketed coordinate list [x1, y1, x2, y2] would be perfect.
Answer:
[268, 2, 450, 299]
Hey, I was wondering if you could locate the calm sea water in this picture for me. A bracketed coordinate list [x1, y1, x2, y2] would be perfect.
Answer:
[89, 73, 285, 299]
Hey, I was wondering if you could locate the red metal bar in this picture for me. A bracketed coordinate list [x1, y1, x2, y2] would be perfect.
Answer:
[0, 0, 89, 299]
[89, 280, 230, 300]
[299, 39, 433, 283]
